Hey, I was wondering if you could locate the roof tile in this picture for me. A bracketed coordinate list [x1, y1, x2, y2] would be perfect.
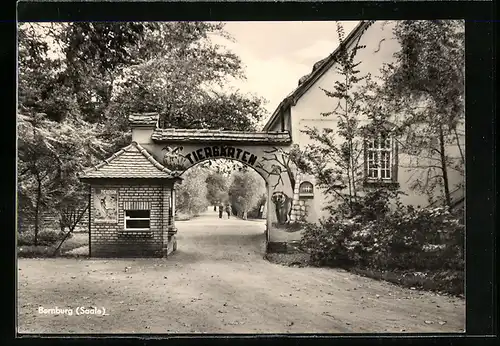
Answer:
[151, 129, 291, 143]
[129, 113, 159, 127]
[79, 142, 176, 180]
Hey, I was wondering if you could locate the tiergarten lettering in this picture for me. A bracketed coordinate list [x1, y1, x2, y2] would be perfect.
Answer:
[184, 146, 258, 166]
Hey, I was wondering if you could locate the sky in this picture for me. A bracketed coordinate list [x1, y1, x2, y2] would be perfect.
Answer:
[211, 21, 360, 124]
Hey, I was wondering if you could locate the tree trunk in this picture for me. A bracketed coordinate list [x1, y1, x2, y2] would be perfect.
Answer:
[454, 128, 465, 166]
[243, 211, 247, 220]
[34, 174, 42, 247]
[438, 125, 452, 209]
[345, 162, 353, 214]
[287, 169, 295, 194]
[53, 204, 88, 256]
[349, 138, 358, 199]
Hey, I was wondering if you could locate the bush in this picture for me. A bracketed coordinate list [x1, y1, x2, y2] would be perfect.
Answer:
[300, 218, 362, 267]
[17, 231, 35, 246]
[17, 228, 72, 246]
[381, 206, 464, 270]
[333, 188, 397, 222]
[247, 194, 266, 219]
[17, 245, 57, 258]
[300, 205, 464, 272]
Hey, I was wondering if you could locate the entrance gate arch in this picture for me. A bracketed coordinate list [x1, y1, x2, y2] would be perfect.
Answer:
[79, 112, 303, 257]
[131, 113, 298, 251]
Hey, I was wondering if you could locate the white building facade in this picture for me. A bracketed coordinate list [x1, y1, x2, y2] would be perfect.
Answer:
[263, 21, 465, 224]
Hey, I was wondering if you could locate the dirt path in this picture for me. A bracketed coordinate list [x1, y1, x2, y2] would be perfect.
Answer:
[17, 209, 465, 334]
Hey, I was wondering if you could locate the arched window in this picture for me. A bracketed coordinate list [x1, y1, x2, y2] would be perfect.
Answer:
[299, 181, 314, 197]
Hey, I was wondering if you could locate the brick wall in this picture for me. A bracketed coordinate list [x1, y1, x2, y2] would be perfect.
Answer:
[90, 181, 172, 257]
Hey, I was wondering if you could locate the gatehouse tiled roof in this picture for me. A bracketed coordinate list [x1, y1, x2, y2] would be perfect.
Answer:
[78, 142, 176, 180]
[151, 128, 292, 143]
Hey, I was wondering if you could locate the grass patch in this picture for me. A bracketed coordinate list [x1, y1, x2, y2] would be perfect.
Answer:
[17, 233, 88, 258]
[347, 267, 464, 297]
[264, 246, 463, 296]
[175, 212, 200, 221]
[18, 246, 56, 258]
[58, 233, 88, 253]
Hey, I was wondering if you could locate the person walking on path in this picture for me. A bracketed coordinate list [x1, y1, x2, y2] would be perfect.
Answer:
[218, 204, 224, 219]
[225, 204, 232, 219]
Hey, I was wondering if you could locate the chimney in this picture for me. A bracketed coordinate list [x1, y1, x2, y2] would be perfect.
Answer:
[128, 112, 159, 145]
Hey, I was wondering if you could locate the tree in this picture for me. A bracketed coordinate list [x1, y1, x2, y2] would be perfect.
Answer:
[18, 22, 268, 154]
[176, 167, 210, 216]
[17, 113, 109, 244]
[228, 169, 265, 219]
[298, 22, 375, 215]
[374, 20, 465, 208]
[17, 22, 269, 239]
[107, 22, 267, 136]
[205, 171, 229, 206]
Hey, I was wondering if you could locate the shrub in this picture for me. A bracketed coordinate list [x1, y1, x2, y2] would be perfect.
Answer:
[17, 231, 35, 246]
[17, 228, 72, 246]
[300, 205, 464, 272]
[300, 217, 362, 267]
[17, 245, 56, 258]
[382, 206, 464, 270]
[247, 194, 267, 219]
[333, 188, 398, 222]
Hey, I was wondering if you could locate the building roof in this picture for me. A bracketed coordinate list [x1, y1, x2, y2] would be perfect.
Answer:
[78, 141, 177, 181]
[129, 113, 159, 127]
[151, 128, 292, 144]
[263, 20, 374, 131]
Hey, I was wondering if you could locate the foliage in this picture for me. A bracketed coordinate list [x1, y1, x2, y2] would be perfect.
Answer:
[18, 22, 268, 237]
[17, 246, 57, 258]
[300, 197, 464, 272]
[205, 171, 229, 205]
[300, 218, 361, 267]
[331, 188, 401, 222]
[228, 169, 265, 219]
[176, 167, 210, 216]
[107, 22, 266, 135]
[17, 113, 108, 245]
[374, 20, 465, 208]
[18, 229, 70, 247]
[53, 204, 89, 256]
[247, 193, 267, 219]
[298, 22, 387, 214]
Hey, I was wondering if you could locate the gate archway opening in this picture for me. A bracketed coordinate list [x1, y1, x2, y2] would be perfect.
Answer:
[173, 157, 269, 255]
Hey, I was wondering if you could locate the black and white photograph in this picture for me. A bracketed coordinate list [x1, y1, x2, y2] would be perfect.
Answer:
[17, 19, 466, 334]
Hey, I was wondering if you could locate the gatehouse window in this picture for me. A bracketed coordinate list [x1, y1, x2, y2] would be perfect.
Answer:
[299, 181, 314, 197]
[124, 210, 151, 231]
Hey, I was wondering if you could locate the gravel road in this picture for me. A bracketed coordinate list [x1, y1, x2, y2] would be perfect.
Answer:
[17, 209, 465, 334]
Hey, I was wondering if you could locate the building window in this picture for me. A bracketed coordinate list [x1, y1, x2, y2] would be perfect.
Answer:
[124, 210, 150, 231]
[364, 132, 398, 187]
[299, 181, 314, 197]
